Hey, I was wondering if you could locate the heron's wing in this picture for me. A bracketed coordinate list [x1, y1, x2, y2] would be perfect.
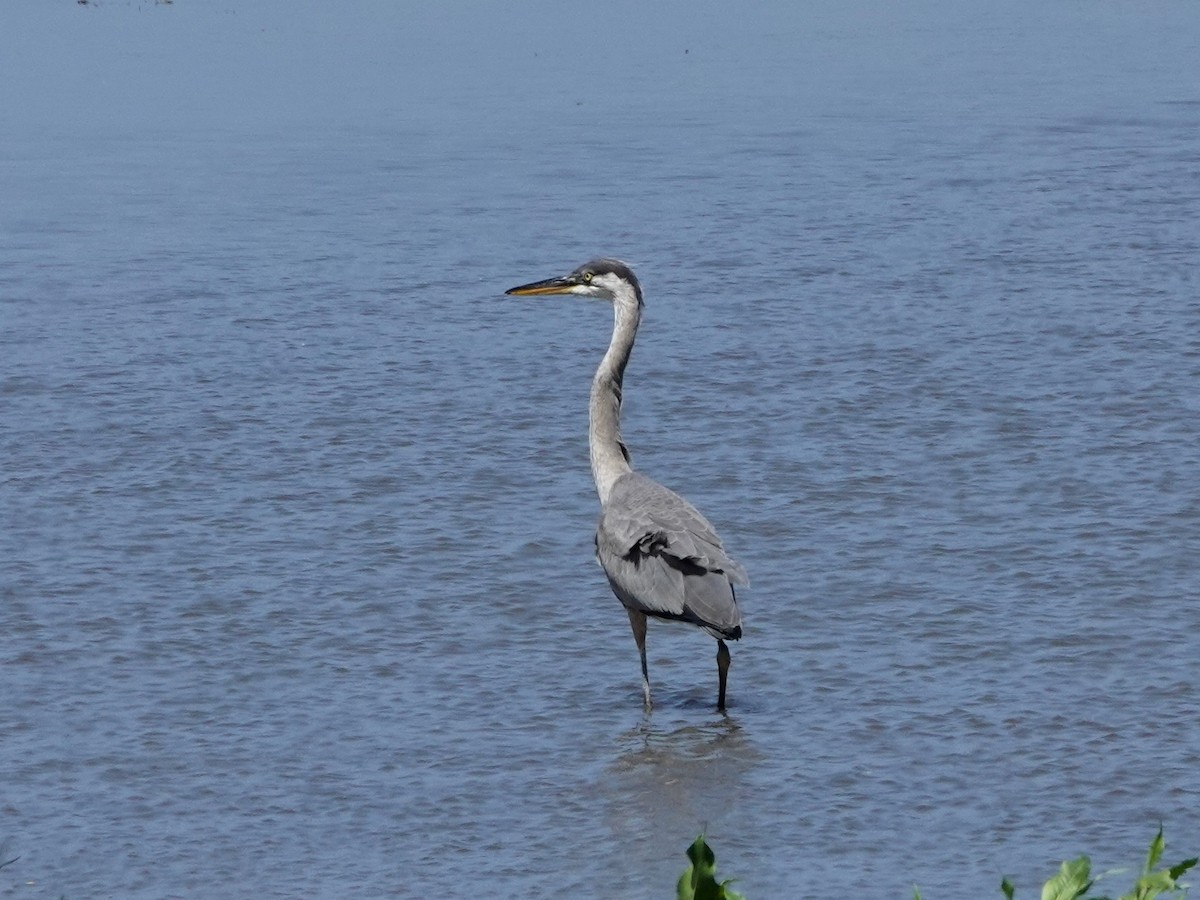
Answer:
[599, 472, 748, 584]
[595, 472, 746, 636]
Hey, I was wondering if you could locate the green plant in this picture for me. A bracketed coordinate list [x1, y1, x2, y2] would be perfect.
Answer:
[677, 834, 745, 900]
[913, 827, 1195, 900]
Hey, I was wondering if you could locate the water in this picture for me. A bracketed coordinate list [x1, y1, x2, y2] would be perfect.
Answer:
[3, 2, 1200, 897]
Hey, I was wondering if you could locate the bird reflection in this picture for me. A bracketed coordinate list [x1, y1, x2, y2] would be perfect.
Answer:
[601, 714, 759, 887]
[613, 715, 752, 773]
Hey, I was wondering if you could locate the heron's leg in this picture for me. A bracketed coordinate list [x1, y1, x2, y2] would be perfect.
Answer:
[716, 639, 731, 712]
[626, 607, 652, 710]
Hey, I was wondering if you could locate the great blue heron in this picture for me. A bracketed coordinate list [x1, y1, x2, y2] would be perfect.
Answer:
[506, 258, 747, 711]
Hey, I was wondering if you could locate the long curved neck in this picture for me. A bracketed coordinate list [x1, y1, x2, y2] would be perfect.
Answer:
[590, 289, 641, 504]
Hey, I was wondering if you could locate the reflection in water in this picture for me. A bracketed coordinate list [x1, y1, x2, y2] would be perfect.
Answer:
[612, 715, 757, 775]
[602, 715, 763, 889]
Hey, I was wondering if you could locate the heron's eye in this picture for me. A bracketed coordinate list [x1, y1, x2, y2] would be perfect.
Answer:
[581, 272, 593, 284]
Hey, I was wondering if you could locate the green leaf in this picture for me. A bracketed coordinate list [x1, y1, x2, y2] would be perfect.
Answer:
[678, 868, 693, 900]
[690, 834, 716, 870]
[677, 857, 696, 898]
[1129, 871, 1173, 899]
[677, 835, 742, 900]
[1041, 856, 1093, 900]
[1168, 857, 1197, 881]
[1001, 876, 1015, 899]
[1143, 826, 1166, 878]
[1113, 828, 1198, 900]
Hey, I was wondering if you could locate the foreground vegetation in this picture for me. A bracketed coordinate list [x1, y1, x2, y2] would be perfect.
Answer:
[677, 834, 744, 900]
[679, 828, 1194, 900]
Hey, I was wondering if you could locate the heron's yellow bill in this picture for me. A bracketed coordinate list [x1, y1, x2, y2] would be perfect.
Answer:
[505, 275, 577, 296]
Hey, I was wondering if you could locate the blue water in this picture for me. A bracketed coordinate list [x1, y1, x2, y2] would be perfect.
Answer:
[3, 2, 1199, 897]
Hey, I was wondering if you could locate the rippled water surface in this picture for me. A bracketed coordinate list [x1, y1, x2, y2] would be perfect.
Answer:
[3, 2, 1200, 897]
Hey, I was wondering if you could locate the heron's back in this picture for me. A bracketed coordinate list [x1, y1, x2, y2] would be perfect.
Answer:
[595, 472, 745, 639]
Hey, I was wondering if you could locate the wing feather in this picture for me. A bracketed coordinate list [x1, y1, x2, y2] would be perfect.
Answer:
[595, 472, 746, 638]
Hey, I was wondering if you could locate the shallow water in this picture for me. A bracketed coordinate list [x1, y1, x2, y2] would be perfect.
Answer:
[3, 2, 1199, 897]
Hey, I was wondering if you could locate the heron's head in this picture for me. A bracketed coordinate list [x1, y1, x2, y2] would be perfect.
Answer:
[506, 258, 643, 307]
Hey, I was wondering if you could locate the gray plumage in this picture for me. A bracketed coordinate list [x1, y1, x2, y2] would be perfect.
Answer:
[597, 471, 746, 638]
[506, 258, 747, 711]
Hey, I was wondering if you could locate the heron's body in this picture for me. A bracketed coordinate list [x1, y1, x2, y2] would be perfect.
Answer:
[506, 258, 747, 711]
[597, 471, 745, 641]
